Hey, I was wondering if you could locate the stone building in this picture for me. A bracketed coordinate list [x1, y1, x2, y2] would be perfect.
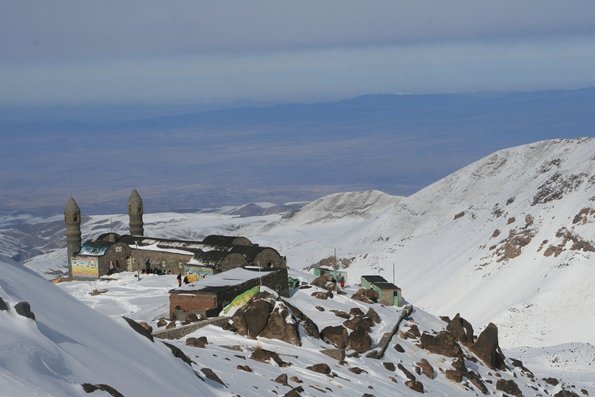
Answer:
[169, 267, 289, 319]
[360, 275, 402, 306]
[71, 241, 131, 279]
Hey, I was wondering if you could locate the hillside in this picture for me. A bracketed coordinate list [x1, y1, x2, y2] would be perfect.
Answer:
[0, 256, 224, 397]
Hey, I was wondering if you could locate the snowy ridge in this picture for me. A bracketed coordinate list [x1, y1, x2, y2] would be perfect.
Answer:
[0, 256, 223, 397]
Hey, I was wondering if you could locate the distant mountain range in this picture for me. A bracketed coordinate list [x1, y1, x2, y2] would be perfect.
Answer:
[1, 88, 593, 215]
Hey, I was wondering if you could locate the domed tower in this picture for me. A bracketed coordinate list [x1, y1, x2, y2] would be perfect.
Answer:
[64, 197, 82, 274]
[128, 189, 144, 236]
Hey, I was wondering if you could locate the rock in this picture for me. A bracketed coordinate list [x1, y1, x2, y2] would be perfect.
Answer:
[451, 357, 467, 374]
[349, 307, 365, 317]
[165, 321, 176, 329]
[321, 325, 348, 349]
[274, 373, 288, 385]
[467, 372, 488, 395]
[343, 316, 373, 332]
[471, 323, 505, 370]
[250, 348, 290, 367]
[138, 321, 153, 335]
[405, 380, 424, 393]
[122, 316, 154, 342]
[311, 291, 332, 300]
[581, 389, 589, 396]
[397, 363, 416, 381]
[543, 377, 559, 386]
[186, 336, 207, 348]
[554, 391, 581, 397]
[320, 348, 345, 361]
[311, 274, 333, 290]
[329, 309, 350, 319]
[283, 386, 304, 397]
[420, 331, 462, 357]
[446, 313, 474, 346]
[14, 302, 35, 320]
[315, 306, 325, 311]
[366, 307, 381, 324]
[282, 299, 320, 338]
[156, 318, 167, 327]
[496, 379, 523, 396]
[237, 364, 252, 372]
[201, 368, 225, 386]
[347, 325, 372, 353]
[289, 376, 303, 383]
[404, 324, 420, 339]
[510, 358, 534, 378]
[416, 359, 435, 379]
[362, 394, 375, 397]
[382, 362, 395, 371]
[232, 298, 274, 338]
[394, 344, 405, 353]
[306, 363, 331, 375]
[186, 313, 200, 322]
[351, 288, 378, 303]
[349, 367, 367, 374]
[81, 383, 125, 397]
[440, 315, 451, 323]
[445, 369, 462, 383]
[161, 341, 193, 366]
[0, 297, 8, 311]
[259, 303, 301, 346]
[90, 288, 108, 296]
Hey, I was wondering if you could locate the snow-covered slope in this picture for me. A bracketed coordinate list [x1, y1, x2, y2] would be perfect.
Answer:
[0, 256, 223, 397]
[13, 138, 595, 349]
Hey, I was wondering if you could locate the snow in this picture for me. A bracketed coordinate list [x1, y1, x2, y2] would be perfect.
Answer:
[176, 267, 275, 290]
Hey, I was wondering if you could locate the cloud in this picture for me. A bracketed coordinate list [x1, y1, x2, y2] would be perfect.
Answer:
[2, 0, 595, 63]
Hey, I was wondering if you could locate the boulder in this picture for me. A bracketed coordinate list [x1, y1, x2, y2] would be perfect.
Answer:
[283, 386, 304, 397]
[282, 299, 320, 338]
[471, 323, 505, 370]
[289, 376, 303, 383]
[161, 342, 193, 366]
[397, 363, 416, 381]
[347, 325, 372, 353]
[366, 307, 381, 324]
[237, 365, 252, 372]
[330, 309, 350, 319]
[446, 313, 474, 346]
[394, 344, 405, 353]
[311, 274, 332, 289]
[306, 363, 331, 375]
[554, 391, 581, 397]
[138, 321, 153, 335]
[201, 368, 225, 386]
[496, 378, 523, 397]
[467, 371, 488, 395]
[349, 307, 365, 318]
[343, 316, 373, 332]
[320, 349, 345, 361]
[186, 313, 200, 323]
[165, 321, 176, 329]
[382, 362, 395, 371]
[451, 357, 467, 374]
[14, 302, 35, 320]
[321, 325, 348, 349]
[405, 380, 424, 393]
[232, 299, 274, 338]
[404, 324, 420, 339]
[311, 291, 333, 300]
[186, 336, 207, 348]
[420, 331, 462, 358]
[0, 297, 8, 311]
[250, 348, 290, 367]
[156, 318, 168, 327]
[81, 383, 124, 397]
[349, 367, 366, 374]
[259, 303, 301, 346]
[122, 317, 154, 342]
[416, 359, 435, 379]
[274, 373, 288, 385]
[445, 369, 462, 383]
[351, 288, 378, 303]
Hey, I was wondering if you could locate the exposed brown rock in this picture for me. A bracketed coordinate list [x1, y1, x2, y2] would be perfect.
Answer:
[289, 376, 303, 383]
[14, 302, 35, 321]
[321, 348, 345, 361]
[321, 326, 348, 349]
[349, 367, 366, 374]
[405, 380, 424, 393]
[491, 229, 501, 238]
[416, 359, 435, 379]
[0, 297, 8, 311]
[343, 316, 373, 332]
[507, 217, 516, 224]
[186, 313, 200, 322]
[347, 325, 372, 353]
[382, 362, 395, 371]
[446, 313, 474, 346]
[573, 207, 595, 224]
[237, 365, 252, 372]
[420, 331, 463, 358]
[394, 343, 405, 353]
[471, 323, 505, 370]
[496, 378, 523, 396]
[525, 214, 534, 227]
[397, 363, 416, 381]
[122, 316, 154, 342]
[554, 391, 581, 397]
[506, 197, 515, 205]
[445, 369, 463, 383]
[284, 386, 304, 397]
[156, 318, 167, 327]
[306, 363, 331, 375]
[232, 298, 274, 338]
[315, 306, 325, 311]
[282, 299, 320, 338]
[165, 321, 176, 330]
[311, 291, 333, 300]
[162, 342, 193, 366]
[259, 303, 301, 346]
[350, 307, 365, 317]
[274, 374, 289, 385]
[81, 383, 124, 397]
[201, 368, 225, 386]
[467, 371, 488, 395]
[366, 307, 381, 324]
[404, 323, 421, 339]
[454, 211, 465, 220]
[331, 309, 350, 319]
[186, 336, 207, 348]
[250, 348, 290, 367]
[351, 288, 378, 303]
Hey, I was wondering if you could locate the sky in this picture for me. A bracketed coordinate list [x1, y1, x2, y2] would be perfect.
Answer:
[2, 0, 595, 110]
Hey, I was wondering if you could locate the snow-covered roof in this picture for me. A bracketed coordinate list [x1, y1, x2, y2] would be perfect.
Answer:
[132, 243, 195, 256]
[173, 267, 274, 292]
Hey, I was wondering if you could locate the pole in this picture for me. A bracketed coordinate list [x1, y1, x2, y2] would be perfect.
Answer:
[392, 262, 395, 284]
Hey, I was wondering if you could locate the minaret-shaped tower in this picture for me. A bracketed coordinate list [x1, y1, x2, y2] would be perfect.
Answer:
[128, 189, 144, 236]
[64, 197, 82, 276]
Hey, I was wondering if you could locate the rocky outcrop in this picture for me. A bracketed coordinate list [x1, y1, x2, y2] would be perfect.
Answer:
[351, 288, 378, 303]
[14, 301, 35, 320]
[81, 383, 124, 397]
[347, 324, 372, 353]
[420, 331, 462, 358]
[259, 303, 301, 346]
[161, 342, 193, 366]
[122, 316, 154, 342]
[282, 299, 320, 338]
[496, 378, 523, 396]
[306, 363, 331, 375]
[321, 325, 348, 349]
[405, 380, 424, 393]
[446, 313, 474, 346]
[415, 359, 435, 379]
[231, 298, 274, 338]
[201, 368, 226, 386]
[366, 307, 381, 324]
[250, 348, 290, 367]
[186, 336, 207, 348]
[471, 323, 505, 370]
[0, 297, 9, 311]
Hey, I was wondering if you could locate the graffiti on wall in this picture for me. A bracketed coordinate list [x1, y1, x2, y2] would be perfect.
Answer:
[72, 256, 99, 279]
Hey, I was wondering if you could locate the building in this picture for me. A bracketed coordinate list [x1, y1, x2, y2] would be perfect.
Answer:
[169, 267, 289, 319]
[360, 275, 402, 306]
[64, 191, 287, 279]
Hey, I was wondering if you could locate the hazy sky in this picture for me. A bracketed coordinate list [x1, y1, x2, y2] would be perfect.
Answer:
[2, 0, 595, 106]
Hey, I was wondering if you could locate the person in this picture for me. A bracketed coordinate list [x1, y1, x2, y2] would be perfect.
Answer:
[339, 276, 345, 289]
[144, 259, 151, 273]
[183, 275, 189, 284]
[177, 273, 182, 287]
[108, 261, 114, 275]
